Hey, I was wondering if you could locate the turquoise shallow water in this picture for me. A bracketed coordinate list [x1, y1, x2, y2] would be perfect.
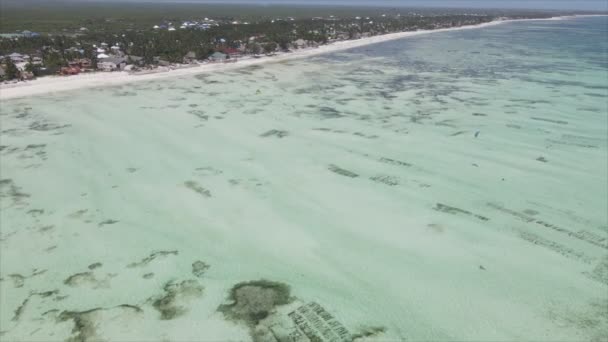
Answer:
[1, 17, 607, 341]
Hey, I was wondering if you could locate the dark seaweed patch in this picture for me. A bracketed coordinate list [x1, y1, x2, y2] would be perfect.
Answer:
[434, 203, 489, 221]
[98, 219, 119, 227]
[530, 117, 568, 125]
[546, 139, 598, 149]
[218, 280, 292, 326]
[37, 225, 54, 233]
[519, 231, 592, 264]
[260, 129, 288, 138]
[12, 297, 30, 321]
[370, 175, 399, 186]
[192, 260, 210, 278]
[113, 91, 137, 97]
[184, 180, 212, 197]
[8, 274, 25, 288]
[58, 305, 142, 342]
[188, 110, 209, 121]
[88, 263, 102, 270]
[27, 209, 44, 216]
[584, 92, 606, 98]
[13, 290, 59, 321]
[328, 165, 358, 178]
[318, 107, 343, 119]
[0, 179, 30, 205]
[29, 122, 71, 132]
[127, 250, 178, 268]
[586, 256, 608, 285]
[352, 326, 387, 340]
[378, 157, 412, 167]
[487, 203, 608, 250]
[63, 272, 98, 287]
[151, 280, 203, 320]
[69, 209, 88, 219]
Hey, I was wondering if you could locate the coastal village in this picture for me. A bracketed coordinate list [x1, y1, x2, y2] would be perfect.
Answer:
[0, 11, 547, 83]
[0, 12, 499, 82]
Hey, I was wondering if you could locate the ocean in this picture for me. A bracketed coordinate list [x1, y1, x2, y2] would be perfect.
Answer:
[0, 16, 606, 341]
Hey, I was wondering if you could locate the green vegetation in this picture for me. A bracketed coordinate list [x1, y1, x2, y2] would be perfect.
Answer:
[3, 57, 19, 79]
[0, 1, 570, 33]
[0, 2, 577, 77]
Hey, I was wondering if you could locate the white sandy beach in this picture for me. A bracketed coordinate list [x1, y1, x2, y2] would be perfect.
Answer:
[0, 16, 581, 101]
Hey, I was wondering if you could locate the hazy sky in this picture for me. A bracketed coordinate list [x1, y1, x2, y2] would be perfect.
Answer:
[9, 0, 608, 11]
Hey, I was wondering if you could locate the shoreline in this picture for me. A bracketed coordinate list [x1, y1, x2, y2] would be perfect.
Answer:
[0, 14, 603, 101]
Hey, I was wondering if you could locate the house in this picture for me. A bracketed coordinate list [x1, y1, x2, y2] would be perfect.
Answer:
[8, 53, 25, 63]
[98, 57, 126, 71]
[183, 51, 197, 64]
[60, 66, 80, 75]
[21, 31, 40, 38]
[293, 39, 307, 49]
[20, 71, 35, 80]
[80, 58, 92, 69]
[97, 53, 110, 59]
[126, 55, 144, 66]
[68, 58, 92, 69]
[157, 59, 171, 67]
[222, 48, 241, 59]
[208, 52, 227, 62]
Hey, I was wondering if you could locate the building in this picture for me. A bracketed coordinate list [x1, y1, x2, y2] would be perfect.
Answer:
[98, 57, 126, 71]
[293, 39, 307, 49]
[126, 55, 144, 66]
[68, 58, 92, 69]
[209, 52, 227, 62]
[60, 66, 80, 75]
[21, 31, 40, 38]
[222, 48, 241, 59]
[183, 51, 197, 64]
[8, 53, 26, 63]
[20, 71, 35, 80]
